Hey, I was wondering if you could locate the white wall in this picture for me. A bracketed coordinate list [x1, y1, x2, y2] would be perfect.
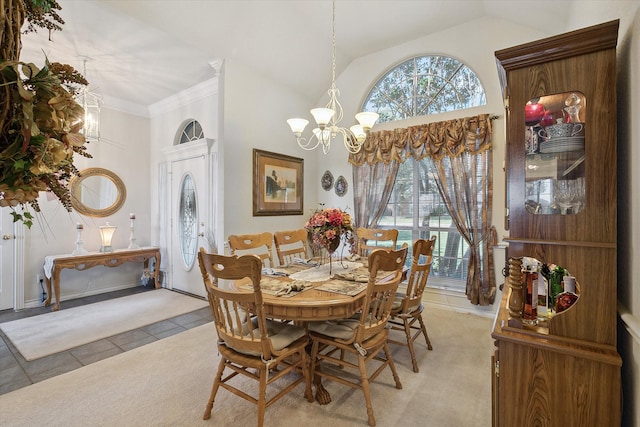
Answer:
[22, 107, 151, 306]
[220, 59, 321, 248]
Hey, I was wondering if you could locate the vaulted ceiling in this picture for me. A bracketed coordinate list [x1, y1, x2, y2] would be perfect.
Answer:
[18, 0, 598, 110]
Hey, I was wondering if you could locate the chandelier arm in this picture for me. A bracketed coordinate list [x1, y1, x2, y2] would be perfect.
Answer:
[296, 134, 322, 151]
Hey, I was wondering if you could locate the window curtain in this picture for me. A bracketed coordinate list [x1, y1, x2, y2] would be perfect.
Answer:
[352, 160, 399, 229]
[349, 114, 496, 306]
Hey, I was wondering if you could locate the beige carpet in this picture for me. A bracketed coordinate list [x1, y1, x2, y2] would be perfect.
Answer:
[0, 307, 493, 427]
[0, 289, 208, 361]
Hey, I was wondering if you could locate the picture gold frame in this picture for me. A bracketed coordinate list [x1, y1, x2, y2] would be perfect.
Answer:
[253, 149, 303, 216]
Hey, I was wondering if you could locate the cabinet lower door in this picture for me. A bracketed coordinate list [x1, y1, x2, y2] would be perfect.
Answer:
[496, 340, 621, 427]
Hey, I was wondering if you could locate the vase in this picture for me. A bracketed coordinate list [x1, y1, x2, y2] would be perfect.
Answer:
[325, 237, 341, 275]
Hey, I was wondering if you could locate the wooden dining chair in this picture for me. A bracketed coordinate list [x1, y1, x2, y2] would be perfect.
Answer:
[356, 227, 398, 257]
[273, 229, 309, 266]
[228, 232, 275, 267]
[388, 236, 436, 372]
[197, 248, 313, 426]
[307, 246, 408, 427]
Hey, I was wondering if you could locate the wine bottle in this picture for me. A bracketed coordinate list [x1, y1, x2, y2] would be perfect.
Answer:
[555, 275, 579, 313]
[523, 265, 538, 324]
[536, 271, 549, 321]
[549, 265, 565, 313]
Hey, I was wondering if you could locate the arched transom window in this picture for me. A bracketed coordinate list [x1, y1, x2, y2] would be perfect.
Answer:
[362, 55, 486, 123]
[179, 119, 204, 144]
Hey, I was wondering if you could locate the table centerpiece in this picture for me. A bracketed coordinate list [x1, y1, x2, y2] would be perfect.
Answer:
[304, 207, 356, 274]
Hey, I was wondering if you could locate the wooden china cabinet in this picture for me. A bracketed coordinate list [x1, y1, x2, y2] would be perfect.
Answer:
[491, 20, 622, 426]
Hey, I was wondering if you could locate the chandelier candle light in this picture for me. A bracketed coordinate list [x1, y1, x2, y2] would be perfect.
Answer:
[72, 223, 88, 255]
[287, 0, 379, 154]
[128, 213, 139, 249]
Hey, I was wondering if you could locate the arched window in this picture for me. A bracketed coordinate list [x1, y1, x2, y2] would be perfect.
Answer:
[179, 119, 204, 144]
[363, 56, 486, 289]
[363, 55, 486, 123]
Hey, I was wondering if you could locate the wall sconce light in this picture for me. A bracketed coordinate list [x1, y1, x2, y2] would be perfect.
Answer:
[99, 222, 117, 252]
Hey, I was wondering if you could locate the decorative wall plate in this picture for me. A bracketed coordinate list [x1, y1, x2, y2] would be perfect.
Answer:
[321, 170, 334, 191]
[335, 175, 348, 197]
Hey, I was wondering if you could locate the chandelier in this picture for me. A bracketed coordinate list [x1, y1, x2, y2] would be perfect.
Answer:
[287, 0, 378, 154]
[78, 58, 102, 141]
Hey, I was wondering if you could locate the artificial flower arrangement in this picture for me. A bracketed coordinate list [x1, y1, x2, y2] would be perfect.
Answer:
[0, 0, 91, 228]
[304, 207, 356, 254]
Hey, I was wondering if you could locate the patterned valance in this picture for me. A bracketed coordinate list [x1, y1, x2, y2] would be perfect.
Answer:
[348, 113, 493, 166]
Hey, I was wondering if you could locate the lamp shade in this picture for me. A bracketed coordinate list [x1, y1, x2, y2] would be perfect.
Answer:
[355, 111, 379, 131]
[286, 118, 309, 135]
[99, 222, 117, 252]
[350, 125, 366, 143]
[310, 108, 335, 127]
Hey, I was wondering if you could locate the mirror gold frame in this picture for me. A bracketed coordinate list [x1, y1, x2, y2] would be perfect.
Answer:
[69, 168, 127, 217]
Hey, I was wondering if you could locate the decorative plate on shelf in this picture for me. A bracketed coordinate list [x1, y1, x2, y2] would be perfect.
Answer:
[321, 170, 334, 191]
[335, 176, 348, 197]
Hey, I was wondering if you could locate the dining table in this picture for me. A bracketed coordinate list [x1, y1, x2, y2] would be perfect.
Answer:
[233, 256, 398, 405]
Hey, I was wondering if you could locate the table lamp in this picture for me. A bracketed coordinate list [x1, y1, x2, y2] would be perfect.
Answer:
[99, 222, 117, 252]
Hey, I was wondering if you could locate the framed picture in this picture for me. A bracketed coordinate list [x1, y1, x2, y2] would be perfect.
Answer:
[253, 149, 304, 216]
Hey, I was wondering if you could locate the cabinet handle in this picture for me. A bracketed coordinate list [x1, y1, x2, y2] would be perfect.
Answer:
[494, 360, 500, 377]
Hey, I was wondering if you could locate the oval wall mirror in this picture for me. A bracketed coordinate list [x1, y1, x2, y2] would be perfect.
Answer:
[69, 168, 127, 217]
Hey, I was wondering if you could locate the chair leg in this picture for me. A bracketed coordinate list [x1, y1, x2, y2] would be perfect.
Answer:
[417, 315, 433, 350]
[357, 353, 376, 427]
[403, 318, 419, 373]
[203, 358, 226, 420]
[257, 368, 268, 427]
[383, 342, 403, 390]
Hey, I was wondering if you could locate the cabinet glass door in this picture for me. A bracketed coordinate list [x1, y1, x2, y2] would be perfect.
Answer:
[524, 91, 586, 215]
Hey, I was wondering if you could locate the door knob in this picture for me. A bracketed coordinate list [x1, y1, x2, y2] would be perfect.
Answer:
[3, 234, 14, 240]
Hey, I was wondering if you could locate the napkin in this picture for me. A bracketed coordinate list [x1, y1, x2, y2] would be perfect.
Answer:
[261, 268, 289, 277]
[275, 280, 312, 296]
[334, 272, 369, 282]
[292, 257, 320, 267]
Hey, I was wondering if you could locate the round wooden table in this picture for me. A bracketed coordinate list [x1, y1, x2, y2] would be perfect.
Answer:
[234, 263, 370, 404]
[259, 285, 366, 321]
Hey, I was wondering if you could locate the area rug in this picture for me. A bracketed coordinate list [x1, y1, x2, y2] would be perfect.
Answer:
[0, 308, 493, 427]
[0, 289, 208, 361]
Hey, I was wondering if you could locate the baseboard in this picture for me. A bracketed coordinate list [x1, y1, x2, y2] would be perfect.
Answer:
[22, 282, 144, 309]
[619, 301, 640, 345]
[423, 287, 498, 318]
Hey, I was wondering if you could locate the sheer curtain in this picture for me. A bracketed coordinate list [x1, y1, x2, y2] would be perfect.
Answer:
[349, 114, 496, 306]
[352, 161, 399, 230]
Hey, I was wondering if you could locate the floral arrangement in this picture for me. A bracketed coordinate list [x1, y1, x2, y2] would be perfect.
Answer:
[0, 0, 91, 228]
[304, 207, 356, 253]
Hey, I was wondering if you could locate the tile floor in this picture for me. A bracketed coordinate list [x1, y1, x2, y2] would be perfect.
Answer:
[0, 287, 212, 395]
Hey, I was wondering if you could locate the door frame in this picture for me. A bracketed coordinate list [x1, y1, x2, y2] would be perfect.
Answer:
[160, 138, 221, 291]
[1, 207, 26, 310]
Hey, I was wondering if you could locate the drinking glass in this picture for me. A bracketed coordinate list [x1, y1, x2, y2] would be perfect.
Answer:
[554, 180, 573, 215]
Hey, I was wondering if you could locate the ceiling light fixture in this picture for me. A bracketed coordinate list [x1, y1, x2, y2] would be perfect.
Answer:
[78, 57, 102, 141]
[287, 0, 378, 154]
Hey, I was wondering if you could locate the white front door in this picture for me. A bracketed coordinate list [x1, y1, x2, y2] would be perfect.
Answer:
[163, 139, 218, 298]
[0, 208, 17, 310]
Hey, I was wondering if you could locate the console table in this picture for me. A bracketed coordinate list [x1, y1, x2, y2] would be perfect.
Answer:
[43, 247, 161, 311]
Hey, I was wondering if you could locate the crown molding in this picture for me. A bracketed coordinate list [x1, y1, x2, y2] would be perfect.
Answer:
[101, 95, 151, 118]
[148, 76, 220, 118]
